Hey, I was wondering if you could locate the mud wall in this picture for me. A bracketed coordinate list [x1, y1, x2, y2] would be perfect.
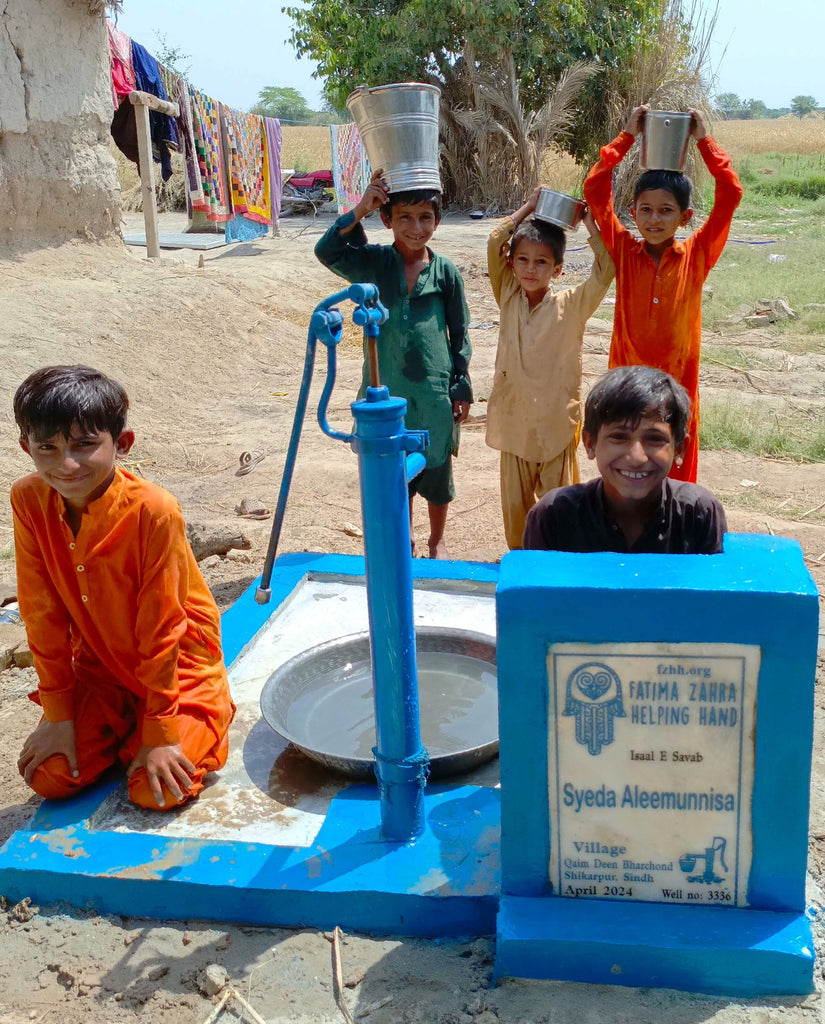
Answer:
[0, 0, 120, 253]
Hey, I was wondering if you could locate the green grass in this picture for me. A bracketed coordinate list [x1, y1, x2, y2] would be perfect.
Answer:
[699, 399, 825, 462]
[699, 154, 825, 339]
[700, 345, 779, 370]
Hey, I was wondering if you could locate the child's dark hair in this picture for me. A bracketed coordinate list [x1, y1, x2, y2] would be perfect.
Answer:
[633, 170, 692, 212]
[14, 365, 129, 442]
[381, 188, 441, 221]
[509, 217, 565, 266]
[584, 365, 691, 444]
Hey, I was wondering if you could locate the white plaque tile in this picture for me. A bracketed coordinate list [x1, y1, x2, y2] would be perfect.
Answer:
[547, 642, 759, 908]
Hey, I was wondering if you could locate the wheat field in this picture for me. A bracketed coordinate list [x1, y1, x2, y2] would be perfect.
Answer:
[281, 126, 333, 170]
[713, 117, 825, 157]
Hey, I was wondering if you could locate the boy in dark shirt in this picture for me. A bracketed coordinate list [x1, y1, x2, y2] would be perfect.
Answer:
[523, 365, 726, 554]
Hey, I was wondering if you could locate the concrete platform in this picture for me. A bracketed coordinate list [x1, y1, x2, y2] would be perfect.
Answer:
[0, 553, 501, 936]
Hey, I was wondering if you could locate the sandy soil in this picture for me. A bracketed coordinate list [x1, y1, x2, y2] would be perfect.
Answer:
[0, 208, 824, 1023]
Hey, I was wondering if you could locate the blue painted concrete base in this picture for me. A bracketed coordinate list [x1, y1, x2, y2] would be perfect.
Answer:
[0, 777, 499, 936]
[494, 896, 815, 995]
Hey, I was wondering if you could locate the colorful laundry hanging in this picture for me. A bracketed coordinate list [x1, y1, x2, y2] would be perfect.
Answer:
[222, 108, 271, 225]
[130, 39, 178, 181]
[189, 88, 232, 222]
[159, 64, 204, 209]
[330, 122, 371, 215]
[264, 117, 283, 227]
[107, 20, 135, 110]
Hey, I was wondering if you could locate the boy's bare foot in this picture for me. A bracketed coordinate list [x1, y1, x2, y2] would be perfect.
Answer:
[428, 538, 448, 559]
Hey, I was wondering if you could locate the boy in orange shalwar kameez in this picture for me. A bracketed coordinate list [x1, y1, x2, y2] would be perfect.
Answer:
[583, 105, 743, 482]
[12, 365, 235, 811]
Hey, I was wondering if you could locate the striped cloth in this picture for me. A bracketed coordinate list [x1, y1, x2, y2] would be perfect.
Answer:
[223, 108, 271, 225]
[330, 122, 371, 214]
[189, 87, 232, 222]
[264, 117, 283, 227]
[159, 65, 204, 209]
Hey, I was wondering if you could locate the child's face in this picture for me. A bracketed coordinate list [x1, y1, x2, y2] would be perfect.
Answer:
[631, 189, 692, 250]
[583, 412, 684, 509]
[509, 239, 562, 303]
[20, 424, 134, 510]
[381, 201, 439, 257]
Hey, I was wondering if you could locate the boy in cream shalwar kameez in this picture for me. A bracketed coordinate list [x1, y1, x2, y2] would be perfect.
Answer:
[485, 187, 615, 548]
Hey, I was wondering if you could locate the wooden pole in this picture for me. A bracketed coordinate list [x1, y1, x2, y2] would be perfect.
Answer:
[128, 91, 180, 260]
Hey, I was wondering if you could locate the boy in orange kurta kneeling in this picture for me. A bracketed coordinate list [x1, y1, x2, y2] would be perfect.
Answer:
[12, 365, 235, 810]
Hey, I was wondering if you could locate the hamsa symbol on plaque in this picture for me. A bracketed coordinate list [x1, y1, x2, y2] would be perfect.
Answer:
[563, 662, 625, 756]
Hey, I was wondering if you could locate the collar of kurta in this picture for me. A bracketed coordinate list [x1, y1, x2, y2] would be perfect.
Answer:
[629, 235, 688, 261]
[56, 465, 129, 524]
[596, 477, 670, 535]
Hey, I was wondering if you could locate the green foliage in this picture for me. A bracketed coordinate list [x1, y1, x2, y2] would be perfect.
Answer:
[153, 31, 191, 78]
[715, 92, 744, 119]
[791, 95, 818, 117]
[252, 86, 312, 122]
[284, 0, 664, 163]
[714, 93, 788, 120]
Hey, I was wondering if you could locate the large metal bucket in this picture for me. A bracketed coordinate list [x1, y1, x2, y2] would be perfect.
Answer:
[641, 110, 692, 171]
[346, 82, 441, 192]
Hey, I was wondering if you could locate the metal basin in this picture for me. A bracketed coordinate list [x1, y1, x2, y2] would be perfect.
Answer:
[534, 188, 586, 229]
[346, 82, 441, 192]
[260, 627, 498, 779]
[641, 110, 692, 171]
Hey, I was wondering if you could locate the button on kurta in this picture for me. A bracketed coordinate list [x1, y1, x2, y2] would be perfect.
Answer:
[77, 564, 85, 572]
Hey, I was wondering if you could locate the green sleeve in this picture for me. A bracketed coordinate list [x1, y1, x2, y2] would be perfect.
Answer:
[314, 212, 375, 282]
[443, 262, 474, 403]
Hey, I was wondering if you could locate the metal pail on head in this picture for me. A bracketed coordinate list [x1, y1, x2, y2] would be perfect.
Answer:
[345, 82, 441, 193]
[534, 188, 587, 229]
[641, 110, 692, 171]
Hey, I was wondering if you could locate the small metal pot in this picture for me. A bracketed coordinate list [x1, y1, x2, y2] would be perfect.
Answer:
[534, 188, 586, 229]
[641, 110, 692, 171]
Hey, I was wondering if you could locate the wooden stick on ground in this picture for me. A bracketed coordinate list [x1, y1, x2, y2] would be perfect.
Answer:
[331, 926, 357, 1024]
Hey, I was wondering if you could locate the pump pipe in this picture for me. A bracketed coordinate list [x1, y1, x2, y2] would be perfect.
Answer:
[256, 282, 432, 841]
[256, 284, 382, 604]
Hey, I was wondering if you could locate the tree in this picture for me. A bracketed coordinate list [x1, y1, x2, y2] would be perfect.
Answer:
[715, 93, 743, 119]
[251, 87, 312, 123]
[153, 32, 191, 78]
[285, 0, 665, 162]
[745, 99, 768, 120]
[791, 95, 818, 118]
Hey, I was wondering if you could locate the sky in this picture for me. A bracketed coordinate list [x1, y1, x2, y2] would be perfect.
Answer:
[114, 0, 823, 116]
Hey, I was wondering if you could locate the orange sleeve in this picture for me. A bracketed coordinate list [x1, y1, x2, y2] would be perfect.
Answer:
[693, 136, 744, 270]
[583, 131, 635, 256]
[134, 509, 193, 747]
[11, 489, 76, 722]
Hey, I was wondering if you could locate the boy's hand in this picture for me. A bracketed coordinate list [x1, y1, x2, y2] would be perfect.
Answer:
[18, 718, 78, 783]
[453, 400, 471, 424]
[351, 169, 389, 222]
[688, 108, 708, 140]
[128, 743, 196, 808]
[625, 104, 650, 137]
[582, 207, 599, 237]
[510, 185, 544, 226]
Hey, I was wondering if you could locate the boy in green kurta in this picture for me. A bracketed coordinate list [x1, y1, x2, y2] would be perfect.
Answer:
[315, 169, 473, 558]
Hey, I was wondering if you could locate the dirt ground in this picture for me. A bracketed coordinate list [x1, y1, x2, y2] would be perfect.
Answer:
[0, 207, 824, 1024]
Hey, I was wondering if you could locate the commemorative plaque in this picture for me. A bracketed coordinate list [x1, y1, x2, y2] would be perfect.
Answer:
[548, 642, 760, 907]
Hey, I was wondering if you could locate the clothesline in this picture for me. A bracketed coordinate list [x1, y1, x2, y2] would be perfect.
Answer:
[107, 18, 283, 240]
